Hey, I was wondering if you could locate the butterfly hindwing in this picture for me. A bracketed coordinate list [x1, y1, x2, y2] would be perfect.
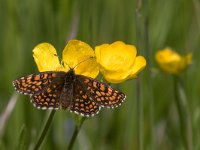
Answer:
[76, 75, 126, 108]
[69, 80, 101, 117]
[31, 78, 65, 109]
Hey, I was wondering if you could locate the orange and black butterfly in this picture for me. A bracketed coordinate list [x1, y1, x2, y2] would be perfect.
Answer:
[12, 68, 126, 117]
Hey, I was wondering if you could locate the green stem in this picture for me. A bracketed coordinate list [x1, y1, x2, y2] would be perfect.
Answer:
[135, 0, 144, 149]
[143, 0, 155, 149]
[34, 110, 56, 150]
[67, 117, 86, 150]
[136, 79, 143, 150]
[193, 0, 200, 33]
[173, 76, 193, 150]
[0, 93, 18, 138]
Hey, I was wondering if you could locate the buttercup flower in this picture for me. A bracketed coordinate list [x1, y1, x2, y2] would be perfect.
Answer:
[33, 40, 99, 78]
[95, 41, 146, 83]
[155, 48, 192, 75]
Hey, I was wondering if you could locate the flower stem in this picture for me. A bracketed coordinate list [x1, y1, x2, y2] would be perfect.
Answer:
[136, 79, 144, 150]
[193, 0, 200, 32]
[173, 76, 193, 150]
[0, 93, 18, 138]
[143, 0, 155, 149]
[34, 110, 56, 150]
[67, 117, 86, 150]
[135, 0, 144, 149]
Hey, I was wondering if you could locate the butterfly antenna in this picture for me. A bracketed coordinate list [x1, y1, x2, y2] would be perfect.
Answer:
[61, 60, 72, 69]
[61, 56, 94, 70]
[73, 56, 94, 69]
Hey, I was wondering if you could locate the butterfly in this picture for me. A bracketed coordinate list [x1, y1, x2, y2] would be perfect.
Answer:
[12, 69, 126, 117]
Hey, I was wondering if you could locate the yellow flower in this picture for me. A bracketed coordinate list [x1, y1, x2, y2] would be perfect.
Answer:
[155, 48, 192, 75]
[33, 40, 99, 78]
[95, 41, 146, 83]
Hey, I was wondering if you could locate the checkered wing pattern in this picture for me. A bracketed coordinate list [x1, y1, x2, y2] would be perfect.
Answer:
[13, 72, 66, 109]
[77, 75, 126, 108]
[69, 81, 100, 117]
[13, 69, 126, 117]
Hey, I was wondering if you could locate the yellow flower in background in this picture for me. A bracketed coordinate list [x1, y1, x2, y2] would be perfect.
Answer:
[33, 40, 99, 78]
[95, 41, 146, 83]
[155, 48, 192, 75]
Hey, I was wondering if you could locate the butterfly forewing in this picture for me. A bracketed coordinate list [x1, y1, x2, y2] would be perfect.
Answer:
[13, 72, 66, 109]
[69, 81, 100, 117]
[13, 72, 65, 95]
[77, 75, 126, 108]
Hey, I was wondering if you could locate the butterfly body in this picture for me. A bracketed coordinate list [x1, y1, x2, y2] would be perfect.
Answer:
[60, 69, 75, 109]
[13, 69, 126, 117]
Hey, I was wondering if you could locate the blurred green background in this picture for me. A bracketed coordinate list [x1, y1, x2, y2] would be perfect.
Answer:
[0, 0, 200, 149]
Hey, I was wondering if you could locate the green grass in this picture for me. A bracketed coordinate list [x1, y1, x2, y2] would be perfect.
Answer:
[0, 0, 200, 149]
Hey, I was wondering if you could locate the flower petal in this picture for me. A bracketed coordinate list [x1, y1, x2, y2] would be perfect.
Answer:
[95, 41, 137, 72]
[95, 44, 109, 66]
[62, 40, 99, 78]
[33, 43, 62, 72]
[179, 53, 192, 72]
[75, 57, 99, 78]
[95, 41, 147, 83]
[102, 56, 146, 83]
[155, 48, 192, 74]
[155, 48, 181, 64]
[185, 53, 192, 64]
[101, 69, 130, 83]
[128, 56, 147, 78]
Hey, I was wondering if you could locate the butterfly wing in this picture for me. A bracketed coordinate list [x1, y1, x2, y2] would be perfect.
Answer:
[13, 71, 65, 95]
[76, 75, 126, 108]
[13, 71, 66, 109]
[13, 70, 126, 115]
[69, 79, 101, 117]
